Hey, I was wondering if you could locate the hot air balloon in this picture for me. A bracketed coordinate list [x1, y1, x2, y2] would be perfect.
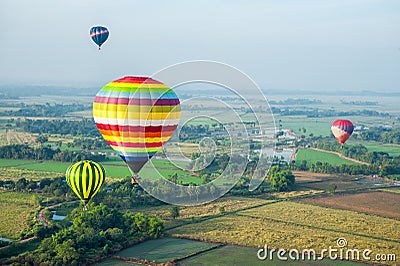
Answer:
[331, 119, 354, 145]
[89, 26, 109, 50]
[66, 160, 105, 210]
[93, 76, 180, 184]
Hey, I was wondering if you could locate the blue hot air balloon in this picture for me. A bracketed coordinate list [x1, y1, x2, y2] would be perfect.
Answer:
[89, 26, 109, 50]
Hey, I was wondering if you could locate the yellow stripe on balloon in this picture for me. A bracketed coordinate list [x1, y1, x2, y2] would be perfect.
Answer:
[82, 162, 88, 199]
[93, 109, 179, 120]
[93, 102, 179, 113]
[86, 162, 93, 199]
[69, 163, 82, 201]
[102, 135, 173, 143]
[106, 82, 169, 89]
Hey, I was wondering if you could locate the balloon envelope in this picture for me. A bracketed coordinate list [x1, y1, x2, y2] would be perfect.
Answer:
[93, 76, 180, 174]
[89, 26, 109, 49]
[331, 119, 354, 144]
[65, 160, 105, 204]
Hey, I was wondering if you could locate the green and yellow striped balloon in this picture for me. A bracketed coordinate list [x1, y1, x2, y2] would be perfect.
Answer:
[65, 160, 105, 205]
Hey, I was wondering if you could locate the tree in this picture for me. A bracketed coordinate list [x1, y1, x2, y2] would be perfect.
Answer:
[269, 167, 295, 192]
[170, 206, 180, 219]
[327, 183, 337, 193]
[36, 134, 48, 147]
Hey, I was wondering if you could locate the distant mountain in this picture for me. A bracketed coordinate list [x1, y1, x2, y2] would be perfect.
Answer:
[262, 89, 400, 97]
[0, 85, 99, 98]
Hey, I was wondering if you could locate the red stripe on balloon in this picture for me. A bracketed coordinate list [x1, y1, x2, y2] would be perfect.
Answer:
[106, 141, 164, 148]
[112, 76, 164, 84]
[98, 129, 176, 138]
[332, 120, 353, 127]
[94, 96, 179, 106]
[95, 123, 177, 132]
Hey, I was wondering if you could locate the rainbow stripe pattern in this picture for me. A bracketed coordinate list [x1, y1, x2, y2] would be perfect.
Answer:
[93, 76, 180, 173]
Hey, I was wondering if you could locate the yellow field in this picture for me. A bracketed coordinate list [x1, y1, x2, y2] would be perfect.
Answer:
[0, 167, 58, 181]
[239, 201, 400, 242]
[0, 129, 36, 145]
[131, 196, 272, 220]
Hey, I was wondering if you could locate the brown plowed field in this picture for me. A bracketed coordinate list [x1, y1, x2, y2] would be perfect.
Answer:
[297, 191, 400, 219]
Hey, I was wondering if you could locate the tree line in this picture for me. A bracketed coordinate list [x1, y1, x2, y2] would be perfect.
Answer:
[0, 103, 89, 117]
[16, 118, 100, 136]
[0, 144, 106, 162]
[270, 107, 390, 118]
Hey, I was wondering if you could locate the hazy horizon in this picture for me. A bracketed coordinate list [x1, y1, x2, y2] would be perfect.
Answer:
[1, 0, 399, 92]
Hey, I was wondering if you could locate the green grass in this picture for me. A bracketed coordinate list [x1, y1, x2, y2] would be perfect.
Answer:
[115, 237, 218, 263]
[178, 175, 203, 185]
[14, 161, 72, 173]
[0, 159, 38, 167]
[282, 119, 333, 137]
[295, 149, 358, 166]
[178, 245, 362, 266]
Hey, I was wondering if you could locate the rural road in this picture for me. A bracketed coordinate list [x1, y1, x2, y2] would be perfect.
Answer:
[37, 200, 78, 227]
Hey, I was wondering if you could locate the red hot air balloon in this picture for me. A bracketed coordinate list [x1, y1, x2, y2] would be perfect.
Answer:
[331, 119, 354, 145]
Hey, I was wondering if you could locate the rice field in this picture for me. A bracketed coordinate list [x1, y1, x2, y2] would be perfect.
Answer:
[168, 213, 400, 264]
[114, 237, 218, 263]
[178, 245, 361, 266]
[130, 197, 272, 220]
[0, 192, 39, 239]
[168, 200, 400, 264]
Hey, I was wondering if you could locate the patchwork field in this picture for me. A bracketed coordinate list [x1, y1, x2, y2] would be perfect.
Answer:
[168, 200, 400, 264]
[297, 191, 400, 220]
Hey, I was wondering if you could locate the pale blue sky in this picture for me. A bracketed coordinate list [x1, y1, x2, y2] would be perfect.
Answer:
[0, 0, 399, 91]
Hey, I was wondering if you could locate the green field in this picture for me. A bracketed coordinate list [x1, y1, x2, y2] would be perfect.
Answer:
[295, 149, 358, 166]
[96, 259, 142, 265]
[0, 159, 38, 167]
[178, 245, 361, 266]
[0, 158, 192, 180]
[0, 192, 39, 239]
[115, 237, 218, 263]
[363, 143, 400, 157]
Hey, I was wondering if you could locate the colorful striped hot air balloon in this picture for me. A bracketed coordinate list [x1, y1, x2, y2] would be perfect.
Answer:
[89, 26, 109, 50]
[331, 119, 354, 145]
[66, 160, 105, 209]
[93, 76, 180, 182]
